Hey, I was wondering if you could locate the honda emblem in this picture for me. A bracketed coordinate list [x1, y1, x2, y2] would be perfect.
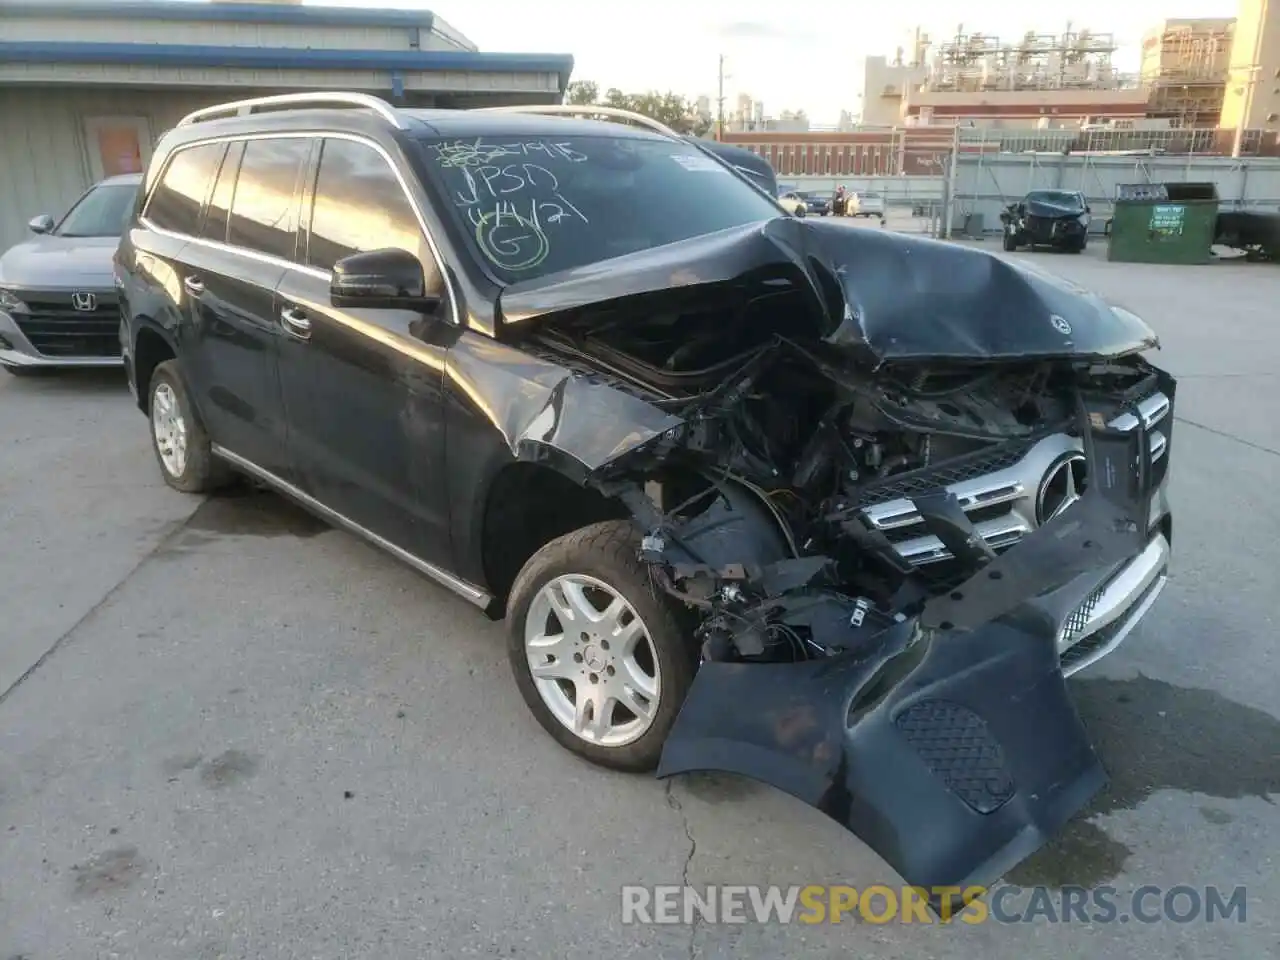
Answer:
[72, 292, 97, 312]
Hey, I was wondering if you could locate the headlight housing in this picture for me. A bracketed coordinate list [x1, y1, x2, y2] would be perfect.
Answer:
[0, 287, 27, 313]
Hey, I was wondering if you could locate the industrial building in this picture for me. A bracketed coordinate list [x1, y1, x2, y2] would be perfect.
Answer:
[1219, 0, 1279, 142]
[859, 9, 1277, 135]
[1141, 18, 1235, 128]
[873, 26, 1153, 129]
[0, 0, 574, 249]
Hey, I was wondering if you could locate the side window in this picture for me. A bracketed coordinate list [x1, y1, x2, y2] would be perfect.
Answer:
[306, 138, 435, 287]
[227, 138, 309, 261]
[143, 143, 225, 236]
[202, 140, 244, 244]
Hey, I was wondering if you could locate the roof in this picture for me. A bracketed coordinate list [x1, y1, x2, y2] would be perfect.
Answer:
[0, 0, 435, 28]
[402, 110, 671, 140]
[0, 42, 575, 89]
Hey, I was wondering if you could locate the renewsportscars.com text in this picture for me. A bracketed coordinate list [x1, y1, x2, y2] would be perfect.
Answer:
[621, 884, 1248, 925]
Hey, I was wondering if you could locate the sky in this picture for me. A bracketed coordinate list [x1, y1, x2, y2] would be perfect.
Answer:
[306, 0, 1243, 123]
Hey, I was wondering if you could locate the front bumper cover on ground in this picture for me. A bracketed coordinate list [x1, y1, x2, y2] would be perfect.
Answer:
[657, 390, 1172, 907]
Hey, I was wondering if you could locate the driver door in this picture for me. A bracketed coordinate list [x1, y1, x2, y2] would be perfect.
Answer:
[275, 136, 453, 568]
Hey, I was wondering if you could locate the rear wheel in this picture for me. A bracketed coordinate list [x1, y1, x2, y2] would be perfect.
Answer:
[147, 359, 232, 494]
[506, 520, 696, 772]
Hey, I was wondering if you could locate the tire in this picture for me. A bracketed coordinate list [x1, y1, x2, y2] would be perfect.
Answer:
[1003, 232, 1018, 252]
[506, 520, 697, 772]
[147, 359, 231, 494]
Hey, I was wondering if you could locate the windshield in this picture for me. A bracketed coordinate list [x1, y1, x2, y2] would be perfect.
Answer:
[55, 183, 137, 238]
[418, 135, 782, 283]
[1026, 190, 1084, 210]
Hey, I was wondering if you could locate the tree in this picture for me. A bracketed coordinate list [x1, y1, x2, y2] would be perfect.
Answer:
[564, 81, 712, 137]
[564, 80, 598, 105]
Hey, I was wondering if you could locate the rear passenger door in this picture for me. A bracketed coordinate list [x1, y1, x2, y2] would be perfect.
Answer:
[274, 136, 452, 566]
[179, 136, 311, 481]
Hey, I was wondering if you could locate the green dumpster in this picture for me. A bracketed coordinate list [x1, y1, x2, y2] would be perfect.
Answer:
[1107, 182, 1219, 265]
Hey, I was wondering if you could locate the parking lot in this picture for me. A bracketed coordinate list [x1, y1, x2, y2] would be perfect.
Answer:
[2, 241, 1279, 959]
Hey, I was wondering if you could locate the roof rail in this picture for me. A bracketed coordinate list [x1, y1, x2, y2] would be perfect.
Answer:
[469, 104, 681, 139]
[177, 92, 406, 130]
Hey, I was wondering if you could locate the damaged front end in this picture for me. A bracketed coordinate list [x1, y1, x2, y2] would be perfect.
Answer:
[501, 223, 1174, 901]
[600, 351, 1172, 901]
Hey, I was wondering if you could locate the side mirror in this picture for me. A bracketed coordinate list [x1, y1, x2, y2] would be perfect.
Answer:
[330, 248, 439, 311]
[1085, 204, 1092, 214]
[28, 214, 55, 235]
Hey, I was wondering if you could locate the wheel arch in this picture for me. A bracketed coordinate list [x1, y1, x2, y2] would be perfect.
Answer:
[131, 320, 177, 414]
[478, 459, 630, 617]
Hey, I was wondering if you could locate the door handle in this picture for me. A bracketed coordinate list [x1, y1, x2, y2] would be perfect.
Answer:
[183, 275, 204, 296]
[280, 306, 312, 338]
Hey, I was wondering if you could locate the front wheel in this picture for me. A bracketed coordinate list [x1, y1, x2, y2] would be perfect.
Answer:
[506, 521, 697, 772]
[1003, 231, 1019, 251]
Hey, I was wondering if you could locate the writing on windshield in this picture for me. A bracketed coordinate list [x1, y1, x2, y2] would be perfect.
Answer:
[419, 135, 781, 282]
[422, 139, 592, 273]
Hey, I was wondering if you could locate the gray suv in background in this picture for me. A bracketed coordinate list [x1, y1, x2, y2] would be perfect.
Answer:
[0, 173, 141, 375]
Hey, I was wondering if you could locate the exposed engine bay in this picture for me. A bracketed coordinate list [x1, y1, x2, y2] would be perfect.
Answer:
[531, 292, 1165, 665]
[501, 219, 1175, 903]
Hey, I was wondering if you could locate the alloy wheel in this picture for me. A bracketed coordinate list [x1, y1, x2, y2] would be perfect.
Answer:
[524, 573, 661, 747]
[152, 382, 189, 478]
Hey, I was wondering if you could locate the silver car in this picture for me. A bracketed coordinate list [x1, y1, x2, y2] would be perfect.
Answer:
[0, 173, 141, 374]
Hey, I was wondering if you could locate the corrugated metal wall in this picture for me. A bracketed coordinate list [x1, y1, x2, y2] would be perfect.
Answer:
[0, 86, 263, 249]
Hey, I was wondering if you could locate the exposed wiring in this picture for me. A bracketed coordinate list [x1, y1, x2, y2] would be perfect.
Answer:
[733, 474, 800, 557]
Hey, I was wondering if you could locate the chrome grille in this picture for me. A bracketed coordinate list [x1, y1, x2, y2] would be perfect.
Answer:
[13, 290, 121, 358]
[1060, 583, 1105, 645]
[859, 391, 1171, 568]
[855, 439, 1036, 508]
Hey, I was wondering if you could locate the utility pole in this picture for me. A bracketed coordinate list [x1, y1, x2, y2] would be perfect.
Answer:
[716, 54, 727, 141]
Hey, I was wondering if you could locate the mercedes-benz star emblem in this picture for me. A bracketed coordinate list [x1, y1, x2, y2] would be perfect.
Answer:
[1049, 314, 1072, 335]
[1037, 453, 1087, 524]
[71, 292, 97, 312]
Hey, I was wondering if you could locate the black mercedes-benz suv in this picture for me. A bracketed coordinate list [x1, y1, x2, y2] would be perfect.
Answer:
[117, 93, 1175, 904]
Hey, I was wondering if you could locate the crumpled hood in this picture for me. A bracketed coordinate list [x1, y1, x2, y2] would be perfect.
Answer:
[497, 217, 1157, 364]
[0, 235, 119, 289]
[1023, 199, 1086, 219]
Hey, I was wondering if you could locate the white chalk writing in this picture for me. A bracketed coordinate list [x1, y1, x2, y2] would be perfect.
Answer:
[429, 138, 589, 169]
[428, 139, 591, 273]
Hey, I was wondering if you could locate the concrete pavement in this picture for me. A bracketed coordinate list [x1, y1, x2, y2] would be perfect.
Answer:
[2, 248, 1278, 958]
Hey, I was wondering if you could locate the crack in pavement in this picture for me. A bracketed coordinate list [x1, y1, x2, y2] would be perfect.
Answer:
[1174, 416, 1280, 459]
[664, 778, 699, 960]
[0, 513, 195, 708]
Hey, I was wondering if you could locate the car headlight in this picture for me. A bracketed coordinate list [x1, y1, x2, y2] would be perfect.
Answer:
[0, 288, 26, 313]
